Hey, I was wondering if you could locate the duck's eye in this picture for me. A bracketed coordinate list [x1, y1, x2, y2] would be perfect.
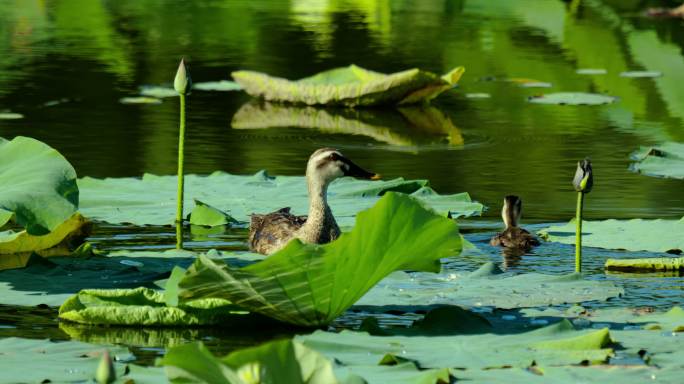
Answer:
[329, 153, 339, 161]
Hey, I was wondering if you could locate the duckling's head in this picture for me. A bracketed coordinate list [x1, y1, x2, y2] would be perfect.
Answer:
[501, 195, 523, 228]
[306, 148, 379, 186]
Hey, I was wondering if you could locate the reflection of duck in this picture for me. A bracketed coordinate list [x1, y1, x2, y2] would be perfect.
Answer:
[249, 148, 379, 255]
[231, 102, 464, 147]
[490, 195, 540, 252]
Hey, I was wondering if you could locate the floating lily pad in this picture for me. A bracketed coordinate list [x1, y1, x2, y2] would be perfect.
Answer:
[232, 65, 465, 106]
[605, 257, 684, 272]
[527, 92, 617, 105]
[629, 142, 684, 179]
[576, 68, 608, 75]
[139, 85, 178, 98]
[78, 171, 483, 226]
[119, 96, 162, 104]
[620, 71, 662, 78]
[465, 93, 491, 99]
[0, 112, 23, 119]
[523, 306, 684, 332]
[538, 218, 684, 253]
[519, 81, 552, 88]
[193, 80, 243, 91]
[356, 262, 623, 309]
[297, 320, 614, 370]
[178, 193, 462, 326]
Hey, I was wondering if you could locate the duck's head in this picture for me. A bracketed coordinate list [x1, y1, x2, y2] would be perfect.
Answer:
[501, 195, 522, 228]
[306, 148, 380, 186]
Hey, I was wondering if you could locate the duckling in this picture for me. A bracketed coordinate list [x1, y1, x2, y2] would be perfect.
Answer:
[249, 148, 379, 255]
[490, 195, 540, 251]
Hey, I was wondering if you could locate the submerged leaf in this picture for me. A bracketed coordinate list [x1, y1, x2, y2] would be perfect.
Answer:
[78, 171, 483, 226]
[629, 142, 684, 179]
[538, 218, 684, 253]
[527, 92, 617, 105]
[232, 65, 464, 106]
[178, 192, 462, 326]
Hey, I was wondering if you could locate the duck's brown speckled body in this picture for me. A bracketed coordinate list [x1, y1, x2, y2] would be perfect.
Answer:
[490, 195, 540, 252]
[248, 148, 378, 255]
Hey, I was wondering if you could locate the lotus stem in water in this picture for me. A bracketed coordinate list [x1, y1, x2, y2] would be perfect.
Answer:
[572, 158, 593, 273]
[174, 58, 191, 249]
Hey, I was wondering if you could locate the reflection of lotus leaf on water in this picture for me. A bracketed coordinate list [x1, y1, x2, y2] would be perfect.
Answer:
[232, 65, 465, 106]
[231, 102, 464, 148]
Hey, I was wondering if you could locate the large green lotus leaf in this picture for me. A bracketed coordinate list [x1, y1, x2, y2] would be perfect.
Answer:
[178, 192, 462, 326]
[629, 142, 684, 179]
[58, 287, 246, 326]
[231, 103, 465, 147]
[456, 365, 681, 384]
[0, 249, 201, 307]
[0, 136, 78, 235]
[605, 256, 684, 272]
[231, 65, 464, 107]
[336, 363, 451, 384]
[538, 218, 684, 253]
[160, 340, 338, 384]
[296, 319, 614, 370]
[0, 337, 135, 383]
[78, 171, 483, 226]
[355, 263, 623, 309]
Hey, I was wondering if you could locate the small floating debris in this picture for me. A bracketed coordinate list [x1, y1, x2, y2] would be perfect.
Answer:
[527, 92, 617, 105]
[465, 93, 491, 99]
[507, 78, 552, 88]
[0, 112, 23, 119]
[139, 85, 178, 98]
[193, 80, 242, 92]
[620, 71, 662, 78]
[576, 68, 607, 75]
[119, 96, 163, 105]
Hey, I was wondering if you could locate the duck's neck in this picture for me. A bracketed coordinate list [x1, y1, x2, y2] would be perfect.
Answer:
[299, 178, 338, 242]
[503, 209, 518, 229]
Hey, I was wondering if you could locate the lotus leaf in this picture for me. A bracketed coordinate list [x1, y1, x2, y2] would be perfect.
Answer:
[119, 96, 162, 104]
[620, 71, 662, 78]
[0, 337, 133, 383]
[189, 199, 238, 227]
[336, 363, 451, 384]
[538, 218, 684, 253]
[527, 92, 617, 105]
[231, 65, 465, 106]
[356, 262, 623, 309]
[629, 142, 684, 179]
[78, 171, 483, 226]
[160, 340, 337, 384]
[576, 68, 607, 75]
[296, 319, 614, 370]
[139, 85, 178, 98]
[178, 192, 462, 326]
[0, 112, 23, 119]
[231, 103, 465, 147]
[0, 136, 78, 235]
[605, 257, 684, 272]
[58, 287, 245, 326]
[193, 80, 242, 91]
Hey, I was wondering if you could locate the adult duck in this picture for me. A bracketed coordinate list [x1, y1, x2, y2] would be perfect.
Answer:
[490, 195, 540, 252]
[249, 148, 379, 255]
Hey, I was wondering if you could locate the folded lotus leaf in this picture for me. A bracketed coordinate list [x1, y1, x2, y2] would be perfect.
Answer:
[0, 136, 78, 235]
[178, 192, 462, 326]
[538, 218, 684, 253]
[629, 142, 684, 179]
[78, 171, 483, 226]
[605, 257, 684, 272]
[231, 65, 464, 106]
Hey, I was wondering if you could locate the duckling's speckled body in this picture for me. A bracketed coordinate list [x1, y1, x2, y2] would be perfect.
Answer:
[249, 148, 377, 255]
[490, 195, 540, 251]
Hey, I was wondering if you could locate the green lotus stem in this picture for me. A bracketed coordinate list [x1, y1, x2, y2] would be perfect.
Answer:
[174, 58, 191, 249]
[575, 191, 584, 273]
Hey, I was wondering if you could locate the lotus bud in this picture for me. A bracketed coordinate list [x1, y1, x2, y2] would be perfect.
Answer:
[174, 58, 192, 95]
[572, 158, 593, 193]
[95, 349, 116, 384]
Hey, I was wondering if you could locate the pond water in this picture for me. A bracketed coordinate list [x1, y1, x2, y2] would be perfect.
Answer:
[0, 0, 683, 366]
